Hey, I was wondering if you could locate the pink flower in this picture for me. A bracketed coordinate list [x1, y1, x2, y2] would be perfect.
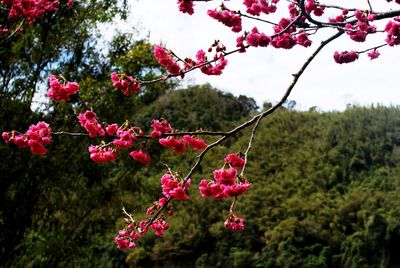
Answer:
[367, 50, 380, 60]
[106, 124, 118, 136]
[130, 150, 151, 164]
[47, 75, 79, 102]
[88, 145, 117, 163]
[160, 173, 190, 200]
[150, 219, 169, 237]
[385, 20, 400, 46]
[207, 8, 242, 32]
[246, 27, 271, 47]
[333, 51, 359, 64]
[77, 110, 105, 138]
[151, 119, 173, 138]
[159, 136, 187, 153]
[224, 213, 245, 232]
[182, 135, 207, 150]
[153, 45, 182, 74]
[113, 129, 136, 149]
[225, 154, 245, 169]
[177, 0, 194, 15]
[3, 121, 52, 155]
[111, 72, 140, 95]
[213, 167, 238, 186]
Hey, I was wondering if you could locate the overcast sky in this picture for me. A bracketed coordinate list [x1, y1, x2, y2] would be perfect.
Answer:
[113, 0, 399, 111]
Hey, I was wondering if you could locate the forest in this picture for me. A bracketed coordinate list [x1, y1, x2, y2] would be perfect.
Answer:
[1, 0, 400, 267]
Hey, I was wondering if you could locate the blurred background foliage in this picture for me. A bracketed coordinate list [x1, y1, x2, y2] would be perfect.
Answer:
[1, 1, 400, 267]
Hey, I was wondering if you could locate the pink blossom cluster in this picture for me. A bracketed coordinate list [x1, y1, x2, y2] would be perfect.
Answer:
[77, 110, 105, 138]
[177, 0, 194, 15]
[2, 121, 52, 155]
[115, 223, 142, 250]
[271, 18, 297, 49]
[195, 50, 228, 75]
[153, 45, 182, 75]
[88, 145, 117, 163]
[344, 10, 377, 43]
[224, 212, 245, 232]
[160, 135, 206, 153]
[367, 49, 380, 60]
[207, 8, 242, 33]
[150, 219, 169, 237]
[2, 0, 62, 24]
[112, 128, 136, 149]
[333, 51, 359, 64]
[151, 119, 173, 138]
[199, 154, 251, 200]
[243, 0, 279, 16]
[160, 173, 190, 201]
[245, 27, 271, 47]
[385, 19, 400, 46]
[305, 0, 324, 16]
[111, 72, 140, 95]
[47, 75, 79, 102]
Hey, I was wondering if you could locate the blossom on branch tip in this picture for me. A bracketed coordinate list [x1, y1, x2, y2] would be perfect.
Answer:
[130, 150, 151, 164]
[2, 121, 52, 155]
[225, 154, 245, 169]
[207, 8, 242, 32]
[224, 213, 245, 231]
[367, 50, 380, 60]
[333, 51, 359, 64]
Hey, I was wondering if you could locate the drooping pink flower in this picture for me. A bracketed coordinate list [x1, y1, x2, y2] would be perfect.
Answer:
[243, 0, 278, 16]
[213, 167, 238, 186]
[384, 20, 400, 46]
[246, 27, 271, 47]
[160, 173, 190, 200]
[333, 51, 359, 64]
[113, 129, 136, 149]
[77, 110, 105, 138]
[88, 145, 117, 163]
[207, 8, 242, 32]
[106, 124, 118, 136]
[182, 135, 207, 150]
[159, 136, 187, 153]
[150, 219, 169, 237]
[225, 154, 245, 169]
[3, 121, 52, 155]
[367, 49, 380, 60]
[177, 0, 194, 15]
[130, 150, 151, 164]
[224, 213, 245, 231]
[47, 75, 79, 102]
[111, 72, 140, 95]
[151, 119, 173, 138]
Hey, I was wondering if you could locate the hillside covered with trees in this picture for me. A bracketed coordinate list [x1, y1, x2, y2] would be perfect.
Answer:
[2, 87, 400, 267]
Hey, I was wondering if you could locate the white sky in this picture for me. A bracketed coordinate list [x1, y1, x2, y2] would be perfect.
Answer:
[112, 0, 400, 111]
